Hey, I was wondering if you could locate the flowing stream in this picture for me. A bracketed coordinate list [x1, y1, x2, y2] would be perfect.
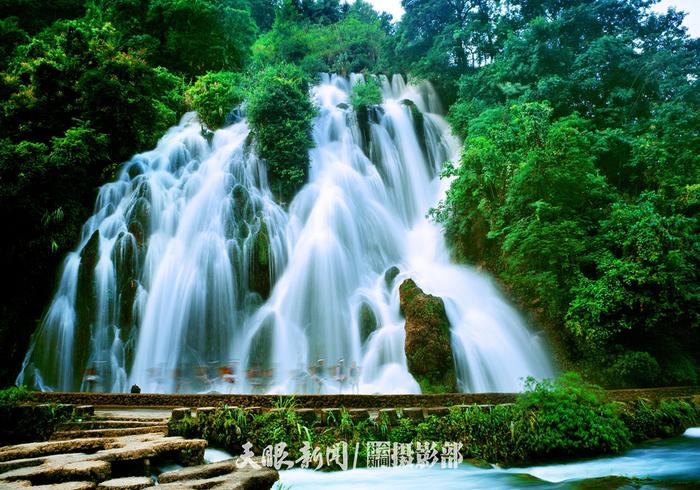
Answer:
[274, 428, 700, 489]
[17, 74, 553, 394]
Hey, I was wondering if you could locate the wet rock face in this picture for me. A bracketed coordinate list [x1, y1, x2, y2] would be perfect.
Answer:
[358, 303, 378, 345]
[75, 229, 101, 385]
[250, 221, 271, 300]
[399, 279, 457, 393]
[400, 99, 427, 171]
[384, 266, 400, 289]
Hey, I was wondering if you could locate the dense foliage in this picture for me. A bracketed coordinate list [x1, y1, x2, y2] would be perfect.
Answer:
[430, 0, 700, 386]
[512, 373, 629, 458]
[0, 0, 698, 390]
[0, 0, 399, 385]
[246, 63, 316, 201]
[350, 77, 382, 110]
[169, 374, 699, 465]
[0, 386, 77, 444]
[185, 71, 246, 129]
[251, 0, 394, 75]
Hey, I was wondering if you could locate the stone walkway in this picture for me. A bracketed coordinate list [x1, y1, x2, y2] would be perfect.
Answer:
[0, 407, 278, 489]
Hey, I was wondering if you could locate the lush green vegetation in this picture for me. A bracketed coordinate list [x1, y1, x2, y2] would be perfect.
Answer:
[251, 0, 394, 75]
[0, 385, 31, 405]
[0, 0, 405, 386]
[185, 71, 246, 129]
[0, 0, 697, 391]
[169, 373, 700, 466]
[246, 63, 316, 201]
[350, 77, 382, 110]
[0, 386, 76, 444]
[428, 0, 700, 387]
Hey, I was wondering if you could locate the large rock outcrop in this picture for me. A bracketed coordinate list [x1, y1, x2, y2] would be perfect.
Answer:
[399, 279, 457, 393]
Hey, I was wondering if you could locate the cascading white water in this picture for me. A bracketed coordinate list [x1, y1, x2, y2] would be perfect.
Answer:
[17, 74, 554, 394]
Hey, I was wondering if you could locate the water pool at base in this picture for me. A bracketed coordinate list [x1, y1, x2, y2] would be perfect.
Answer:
[274, 428, 700, 489]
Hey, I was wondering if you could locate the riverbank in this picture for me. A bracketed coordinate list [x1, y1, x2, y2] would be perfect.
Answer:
[167, 375, 700, 467]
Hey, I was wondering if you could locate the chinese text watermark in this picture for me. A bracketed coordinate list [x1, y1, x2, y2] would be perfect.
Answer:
[234, 441, 464, 470]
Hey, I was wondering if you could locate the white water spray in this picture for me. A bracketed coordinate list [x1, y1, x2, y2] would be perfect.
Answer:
[18, 74, 553, 393]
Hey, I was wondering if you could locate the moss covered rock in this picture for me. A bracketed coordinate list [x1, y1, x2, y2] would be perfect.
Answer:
[74, 229, 100, 385]
[384, 266, 400, 289]
[113, 232, 139, 341]
[401, 99, 428, 166]
[249, 221, 271, 299]
[358, 303, 378, 344]
[399, 278, 456, 393]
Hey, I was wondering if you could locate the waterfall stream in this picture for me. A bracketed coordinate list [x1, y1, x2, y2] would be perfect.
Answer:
[17, 74, 554, 394]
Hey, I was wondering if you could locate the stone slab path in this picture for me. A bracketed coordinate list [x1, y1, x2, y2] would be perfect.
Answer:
[0, 407, 278, 489]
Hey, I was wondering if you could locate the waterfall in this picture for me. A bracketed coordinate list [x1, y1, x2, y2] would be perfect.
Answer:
[17, 74, 554, 394]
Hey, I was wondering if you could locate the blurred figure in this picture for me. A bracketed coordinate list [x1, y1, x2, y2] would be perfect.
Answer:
[315, 359, 325, 394]
[349, 361, 359, 394]
[335, 359, 346, 393]
[83, 366, 100, 392]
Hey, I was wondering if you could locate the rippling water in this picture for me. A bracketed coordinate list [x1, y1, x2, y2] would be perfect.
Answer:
[274, 428, 700, 489]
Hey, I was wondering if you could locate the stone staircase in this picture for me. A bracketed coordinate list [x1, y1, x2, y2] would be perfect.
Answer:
[0, 406, 278, 489]
[50, 411, 169, 441]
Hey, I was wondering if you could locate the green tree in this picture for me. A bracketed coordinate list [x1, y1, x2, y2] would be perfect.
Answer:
[437, 0, 700, 386]
[567, 193, 699, 384]
[0, 14, 185, 385]
[185, 71, 246, 129]
[147, 0, 257, 78]
[251, 0, 390, 75]
[246, 63, 317, 202]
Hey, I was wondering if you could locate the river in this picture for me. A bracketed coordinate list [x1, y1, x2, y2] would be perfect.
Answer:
[273, 428, 700, 489]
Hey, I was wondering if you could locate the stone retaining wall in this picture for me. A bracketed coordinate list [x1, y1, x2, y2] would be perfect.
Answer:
[173, 393, 700, 428]
[30, 386, 700, 408]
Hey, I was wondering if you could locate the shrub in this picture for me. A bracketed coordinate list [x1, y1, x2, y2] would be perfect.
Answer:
[607, 351, 661, 388]
[620, 398, 699, 442]
[168, 374, 698, 467]
[350, 78, 382, 111]
[511, 373, 631, 461]
[185, 71, 245, 129]
[246, 63, 316, 202]
[0, 385, 32, 405]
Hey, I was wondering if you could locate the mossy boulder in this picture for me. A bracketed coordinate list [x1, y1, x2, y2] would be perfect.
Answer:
[384, 266, 400, 289]
[231, 184, 255, 223]
[126, 182, 151, 248]
[113, 232, 139, 339]
[358, 303, 378, 344]
[249, 221, 271, 299]
[74, 229, 100, 385]
[355, 104, 371, 155]
[401, 99, 428, 166]
[399, 278, 456, 393]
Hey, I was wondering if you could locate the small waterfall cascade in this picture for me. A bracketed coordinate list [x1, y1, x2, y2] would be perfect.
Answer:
[17, 74, 554, 394]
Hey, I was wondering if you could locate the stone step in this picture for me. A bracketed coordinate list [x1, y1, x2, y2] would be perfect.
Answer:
[156, 466, 278, 490]
[91, 416, 169, 423]
[50, 426, 167, 440]
[5, 481, 96, 489]
[0, 460, 110, 485]
[0, 438, 109, 463]
[98, 476, 154, 489]
[58, 420, 167, 431]
[158, 460, 236, 484]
